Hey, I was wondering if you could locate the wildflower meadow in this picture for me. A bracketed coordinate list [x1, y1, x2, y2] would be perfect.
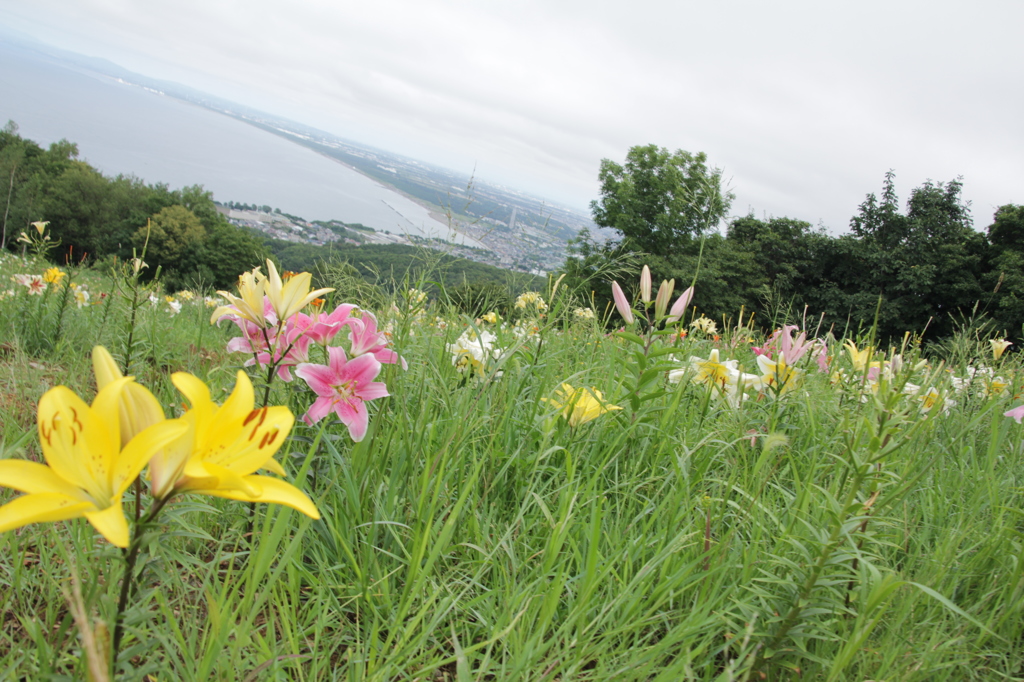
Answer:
[1, 247, 1023, 681]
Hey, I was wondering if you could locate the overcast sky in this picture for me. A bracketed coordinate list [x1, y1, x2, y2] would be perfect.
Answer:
[1, 0, 1022, 233]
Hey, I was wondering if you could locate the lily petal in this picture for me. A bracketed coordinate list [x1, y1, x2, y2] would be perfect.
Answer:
[0, 460, 87, 498]
[115, 418, 188, 497]
[192, 475, 319, 519]
[0, 493, 95, 534]
[84, 501, 130, 548]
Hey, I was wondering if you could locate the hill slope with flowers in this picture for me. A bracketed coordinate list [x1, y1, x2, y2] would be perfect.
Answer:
[0, 251, 1023, 680]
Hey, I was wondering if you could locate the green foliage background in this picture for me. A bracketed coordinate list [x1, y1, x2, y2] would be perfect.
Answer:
[577, 146, 1024, 344]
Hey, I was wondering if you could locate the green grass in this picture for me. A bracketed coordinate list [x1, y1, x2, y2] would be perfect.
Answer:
[0, 253, 1023, 680]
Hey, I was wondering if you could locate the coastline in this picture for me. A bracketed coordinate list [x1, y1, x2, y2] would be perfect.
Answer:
[304, 146, 485, 249]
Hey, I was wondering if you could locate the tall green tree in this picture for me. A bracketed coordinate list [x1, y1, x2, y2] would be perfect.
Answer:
[846, 172, 984, 340]
[982, 205, 1024, 334]
[590, 145, 733, 254]
[135, 205, 206, 271]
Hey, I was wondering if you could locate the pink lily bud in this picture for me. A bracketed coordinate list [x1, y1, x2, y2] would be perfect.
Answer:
[640, 265, 652, 304]
[654, 278, 675, 319]
[666, 286, 694, 324]
[611, 281, 634, 324]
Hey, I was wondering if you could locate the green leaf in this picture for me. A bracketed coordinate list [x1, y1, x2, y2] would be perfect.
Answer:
[907, 582, 1001, 640]
[614, 331, 646, 346]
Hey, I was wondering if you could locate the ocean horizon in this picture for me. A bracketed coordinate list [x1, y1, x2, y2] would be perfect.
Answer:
[0, 40, 471, 243]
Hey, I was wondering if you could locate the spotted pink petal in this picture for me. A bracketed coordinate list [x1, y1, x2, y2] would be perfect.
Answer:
[294, 361, 337, 397]
[295, 347, 389, 441]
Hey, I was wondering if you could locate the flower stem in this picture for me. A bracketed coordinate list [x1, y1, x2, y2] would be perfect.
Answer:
[111, 496, 171, 667]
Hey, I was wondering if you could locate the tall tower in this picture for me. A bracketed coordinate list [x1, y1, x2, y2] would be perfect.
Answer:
[508, 206, 517, 232]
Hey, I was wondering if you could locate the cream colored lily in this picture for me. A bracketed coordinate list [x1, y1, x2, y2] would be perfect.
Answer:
[991, 338, 1012, 361]
[264, 260, 334, 324]
[0, 378, 186, 547]
[639, 265, 653, 304]
[210, 265, 269, 327]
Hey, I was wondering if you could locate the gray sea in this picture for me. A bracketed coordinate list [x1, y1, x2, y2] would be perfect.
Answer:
[0, 41, 465, 242]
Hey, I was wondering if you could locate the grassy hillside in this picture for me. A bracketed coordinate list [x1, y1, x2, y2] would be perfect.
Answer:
[1, 253, 1023, 680]
[266, 237, 546, 292]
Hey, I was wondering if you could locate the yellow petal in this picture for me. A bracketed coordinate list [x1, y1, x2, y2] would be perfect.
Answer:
[172, 372, 214, 434]
[195, 372, 258, 465]
[115, 418, 188, 497]
[261, 457, 287, 477]
[266, 261, 334, 320]
[210, 304, 237, 324]
[118, 382, 165, 448]
[215, 406, 294, 476]
[0, 493, 95, 534]
[92, 346, 123, 388]
[90, 376, 135, 443]
[215, 371, 255, 436]
[192, 475, 319, 519]
[185, 461, 262, 497]
[84, 502, 130, 548]
[38, 385, 121, 500]
[0, 460, 87, 498]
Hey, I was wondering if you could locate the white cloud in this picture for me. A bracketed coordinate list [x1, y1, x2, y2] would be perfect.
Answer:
[1, 0, 1021, 229]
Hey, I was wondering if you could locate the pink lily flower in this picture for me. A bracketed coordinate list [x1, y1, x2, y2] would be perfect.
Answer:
[1004, 405, 1024, 423]
[611, 281, 634, 324]
[295, 347, 390, 441]
[769, 325, 811, 365]
[666, 286, 694, 324]
[347, 311, 407, 369]
[225, 316, 278, 356]
[814, 341, 830, 372]
[294, 303, 359, 345]
[251, 324, 314, 382]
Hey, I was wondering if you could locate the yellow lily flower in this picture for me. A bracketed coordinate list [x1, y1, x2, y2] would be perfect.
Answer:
[43, 267, 65, 285]
[210, 266, 269, 327]
[844, 340, 874, 371]
[264, 260, 334, 323]
[92, 346, 166, 448]
[0, 378, 186, 547]
[151, 370, 319, 519]
[543, 383, 622, 428]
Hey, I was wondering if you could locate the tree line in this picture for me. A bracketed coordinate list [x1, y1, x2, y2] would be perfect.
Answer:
[567, 144, 1024, 343]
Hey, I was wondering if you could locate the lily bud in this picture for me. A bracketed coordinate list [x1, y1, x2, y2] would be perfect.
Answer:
[611, 281, 634, 324]
[640, 265, 652, 304]
[92, 346, 166, 448]
[666, 286, 694, 323]
[654, 278, 675, 319]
